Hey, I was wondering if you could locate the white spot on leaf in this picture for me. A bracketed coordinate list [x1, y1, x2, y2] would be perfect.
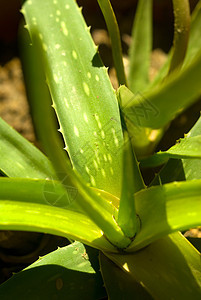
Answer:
[101, 169, 106, 177]
[42, 43, 48, 51]
[85, 166, 90, 174]
[64, 97, 69, 108]
[103, 154, 107, 161]
[101, 130, 105, 139]
[90, 176, 96, 187]
[74, 126, 79, 137]
[108, 154, 112, 163]
[53, 74, 59, 83]
[83, 82, 90, 96]
[60, 21, 68, 36]
[72, 50, 78, 60]
[93, 160, 98, 170]
[83, 113, 88, 123]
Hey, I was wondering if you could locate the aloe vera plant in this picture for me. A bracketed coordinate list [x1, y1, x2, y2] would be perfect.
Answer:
[1, 0, 201, 298]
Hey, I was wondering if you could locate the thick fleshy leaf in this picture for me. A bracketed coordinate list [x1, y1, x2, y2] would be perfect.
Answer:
[168, 0, 190, 74]
[150, 158, 186, 186]
[119, 46, 201, 129]
[99, 252, 153, 300]
[184, 0, 201, 67]
[141, 135, 201, 168]
[0, 200, 116, 252]
[0, 177, 80, 211]
[106, 232, 201, 299]
[0, 175, 132, 249]
[19, 21, 69, 171]
[149, 0, 201, 89]
[20, 16, 130, 249]
[182, 116, 201, 180]
[128, 0, 153, 93]
[117, 86, 163, 157]
[128, 179, 201, 251]
[151, 116, 201, 185]
[0, 242, 106, 300]
[0, 117, 55, 179]
[23, 0, 123, 197]
[97, 0, 127, 86]
[117, 133, 144, 238]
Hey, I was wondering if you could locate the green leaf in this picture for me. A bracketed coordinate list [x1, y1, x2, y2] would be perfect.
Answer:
[168, 0, 190, 75]
[106, 232, 201, 299]
[141, 135, 201, 168]
[184, 0, 201, 67]
[128, 0, 153, 93]
[22, 0, 123, 198]
[120, 46, 201, 129]
[117, 86, 163, 157]
[128, 180, 201, 251]
[0, 174, 132, 249]
[150, 158, 186, 186]
[0, 117, 55, 179]
[97, 0, 127, 86]
[0, 200, 116, 252]
[182, 116, 201, 180]
[0, 177, 80, 211]
[99, 252, 153, 300]
[19, 20, 69, 171]
[117, 133, 144, 238]
[0, 242, 106, 300]
[149, 0, 201, 89]
[151, 116, 201, 185]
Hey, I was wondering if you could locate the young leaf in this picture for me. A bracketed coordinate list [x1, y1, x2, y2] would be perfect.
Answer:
[117, 86, 163, 157]
[183, 0, 201, 67]
[182, 116, 201, 180]
[22, 0, 123, 198]
[151, 116, 201, 185]
[141, 135, 201, 168]
[0, 117, 55, 179]
[97, 0, 127, 86]
[128, 179, 201, 251]
[168, 0, 190, 75]
[117, 132, 144, 238]
[0, 242, 106, 299]
[128, 0, 153, 93]
[149, 0, 201, 89]
[119, 46, 201, 129]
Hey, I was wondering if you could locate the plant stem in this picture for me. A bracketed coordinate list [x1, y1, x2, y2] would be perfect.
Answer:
[168, 0, 190, 75]
[97, 0, 127, 86]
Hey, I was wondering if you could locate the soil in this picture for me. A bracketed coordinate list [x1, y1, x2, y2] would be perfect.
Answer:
[0, 58, 35, 142]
